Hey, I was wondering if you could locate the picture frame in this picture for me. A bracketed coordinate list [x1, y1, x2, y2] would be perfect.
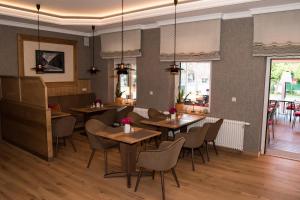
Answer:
[36, 50, 65, 73]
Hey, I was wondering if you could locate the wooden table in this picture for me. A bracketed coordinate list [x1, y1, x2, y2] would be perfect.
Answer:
[94, 127, 161, 188]
[69, 105, 120, 114]
[51, 111, 72, 119]
[141, 114, 205, 138]
[69, 105, 122, 125]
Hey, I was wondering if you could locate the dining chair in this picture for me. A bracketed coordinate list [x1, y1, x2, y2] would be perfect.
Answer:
[127, 112, 157, 130]
[267, 107, 276, 143]
[115, 106, 134, 124]
[85, 119, 119, 176]
[286, 102, 295, 122]
[292, 104, 300, 129]
[134, 137, 186, 200]
[175, 123, 210, 171]
[148, 108, 170, 141]
[52, 116, 77, 156]
[148, 108, 169, 120]
[204, 119, 223, 161]
[128, 112, 160, 147]
[91, 109, 118, 126]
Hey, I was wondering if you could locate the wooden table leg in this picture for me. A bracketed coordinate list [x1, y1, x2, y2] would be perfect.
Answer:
[120, 143, 137, 188]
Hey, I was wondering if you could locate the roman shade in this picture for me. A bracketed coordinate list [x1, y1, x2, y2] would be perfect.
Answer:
[253, 10, 300, 56]
[160, 19, 221, 61]
[100, 29, 141, 59]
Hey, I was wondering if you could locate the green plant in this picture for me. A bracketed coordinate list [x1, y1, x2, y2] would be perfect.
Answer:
[183, 92, 191, 102]
[177, 90, 191, 103]
[115, 81, 124, 98]
[176, 89, 184, 103]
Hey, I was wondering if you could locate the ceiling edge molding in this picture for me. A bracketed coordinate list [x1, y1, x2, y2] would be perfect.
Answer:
[0, 19, 90, 36]
[157, 13, 222, 26]
[222, 11, 252, 20]
[0, 0, 260, 26]
[250, 2, 300, 15]
[0, 2, 299, 37]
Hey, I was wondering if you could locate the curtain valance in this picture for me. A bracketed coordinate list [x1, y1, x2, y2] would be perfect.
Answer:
[253, 10, 300, 56]
[101, 29, 141, 59]
[160, 19, 221, 61]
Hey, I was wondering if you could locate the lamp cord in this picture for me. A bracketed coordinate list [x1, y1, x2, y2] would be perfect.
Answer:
[37, 5, 40, 52]
[92, 25, 95, 68]
[173, 0, 177, 67]
[121, 0, 124, 64]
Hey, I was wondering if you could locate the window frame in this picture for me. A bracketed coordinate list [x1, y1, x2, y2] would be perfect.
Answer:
[176, 61, 212, 111]
[113, 58, 137, 100]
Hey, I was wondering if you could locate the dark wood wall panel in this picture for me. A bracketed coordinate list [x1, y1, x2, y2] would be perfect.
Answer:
[0, 101, 52, 160]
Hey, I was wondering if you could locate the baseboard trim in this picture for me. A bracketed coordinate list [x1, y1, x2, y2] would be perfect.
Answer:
[213, 144, 260, 157]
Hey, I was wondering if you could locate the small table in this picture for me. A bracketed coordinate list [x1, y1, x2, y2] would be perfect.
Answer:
[69, 105, 120, 114]
[94, 127, 161, 188]
[69, 105, 122, 125]
[141, 114, 205, 138]
[269, 99, 294, 122]
[51, 111, 72, 119]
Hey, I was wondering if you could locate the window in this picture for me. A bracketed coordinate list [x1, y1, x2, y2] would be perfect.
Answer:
[178, 62, 211, 108]
[114, 58, 137, 100]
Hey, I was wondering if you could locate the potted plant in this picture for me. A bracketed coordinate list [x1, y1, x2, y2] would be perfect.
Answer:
[121, 117, 132, 133]
[175, 90, 190, 111]
[115, 81, 124, 105]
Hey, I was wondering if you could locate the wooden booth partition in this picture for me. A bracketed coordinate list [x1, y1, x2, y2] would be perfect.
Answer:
[0, 76, 53, 160]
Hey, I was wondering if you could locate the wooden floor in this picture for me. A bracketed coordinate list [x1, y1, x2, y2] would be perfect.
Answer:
[1, 135, 300, 200]
[267, 114, 300, 160]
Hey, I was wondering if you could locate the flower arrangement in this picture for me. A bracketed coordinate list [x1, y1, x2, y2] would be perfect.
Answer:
[121, 117, 132, 125]
[169, 107, 177, 114]
[94, 99, 102, 104]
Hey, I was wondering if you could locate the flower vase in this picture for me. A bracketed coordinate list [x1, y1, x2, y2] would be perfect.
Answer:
[171, 113, 176, 120]
[124, 124, 131, 133]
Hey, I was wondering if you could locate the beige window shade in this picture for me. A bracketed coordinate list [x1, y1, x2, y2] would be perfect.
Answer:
[160, 19, 221, 61]
[101, 29, 141, 59]
[253, 10, 300, 56]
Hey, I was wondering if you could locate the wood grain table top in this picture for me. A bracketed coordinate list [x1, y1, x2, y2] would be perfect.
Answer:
[141, 114, 205, 129]
[93, 127, 161, 145]
[51, 111, 72, 119]
[69, 105, 120, 114]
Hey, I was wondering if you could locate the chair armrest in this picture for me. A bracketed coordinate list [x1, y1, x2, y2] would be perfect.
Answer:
[137, 150, 169, 171]
[158, 141, 174, 150]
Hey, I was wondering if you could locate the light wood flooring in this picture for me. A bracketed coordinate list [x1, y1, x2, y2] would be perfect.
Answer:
[1, 134, 300, 200]
[267, 114, 300, 160]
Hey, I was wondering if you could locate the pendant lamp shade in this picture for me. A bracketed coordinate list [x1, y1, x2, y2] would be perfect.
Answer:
[165, 0, 183, 75]
[114, 0, 135, 75]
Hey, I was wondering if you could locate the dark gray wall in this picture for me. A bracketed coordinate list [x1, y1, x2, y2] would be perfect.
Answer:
[136, 29, 175, 110]
[90, 36, 112, 103]
[0, 25, 91, 79]
[210, 18, 266, 153]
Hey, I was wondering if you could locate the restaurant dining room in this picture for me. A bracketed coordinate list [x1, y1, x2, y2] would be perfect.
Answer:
[1, 0, 300, 200]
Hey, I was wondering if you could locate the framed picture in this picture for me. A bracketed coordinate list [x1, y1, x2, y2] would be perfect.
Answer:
[36, 50, 65, 73]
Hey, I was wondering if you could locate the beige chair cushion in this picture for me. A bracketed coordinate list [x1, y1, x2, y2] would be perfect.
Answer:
[136, 137, 185, 171]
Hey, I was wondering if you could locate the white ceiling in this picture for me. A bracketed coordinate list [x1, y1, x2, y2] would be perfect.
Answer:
[0, 0, 300, 35]
[0, 0, 194, 17]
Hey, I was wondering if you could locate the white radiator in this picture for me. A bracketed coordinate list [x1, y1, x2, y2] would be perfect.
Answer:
[190, 117, 250, 151]
[133, 108, 249, 151]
